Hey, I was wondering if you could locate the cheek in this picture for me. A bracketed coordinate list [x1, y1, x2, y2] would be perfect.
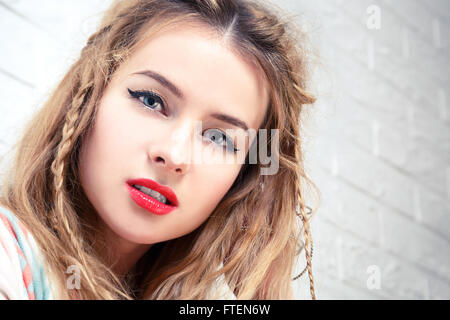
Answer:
[78, 98, 144, 213]
[83, 93, 154, 174]
[80, 106, 128, 179]
[189, 164, 242, 217]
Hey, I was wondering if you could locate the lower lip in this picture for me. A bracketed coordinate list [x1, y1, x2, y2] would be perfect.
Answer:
[126, 184, 177, 215]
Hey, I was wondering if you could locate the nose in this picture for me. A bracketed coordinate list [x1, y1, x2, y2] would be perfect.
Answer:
[148, 122, 193, 175]
[152, 155, 187, 174]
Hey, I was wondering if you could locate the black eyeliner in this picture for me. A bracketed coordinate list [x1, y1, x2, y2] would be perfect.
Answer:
[128, 88, 239, 153]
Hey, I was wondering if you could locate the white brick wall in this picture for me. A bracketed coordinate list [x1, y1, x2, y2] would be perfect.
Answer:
[283, 0, 450, 299]
[0, 0, 449, 300]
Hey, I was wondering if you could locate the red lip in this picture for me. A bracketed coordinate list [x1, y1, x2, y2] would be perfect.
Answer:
[126, 178, 179, 215]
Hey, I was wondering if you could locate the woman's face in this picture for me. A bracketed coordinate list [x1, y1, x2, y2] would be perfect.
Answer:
[79, 21, 269, 255]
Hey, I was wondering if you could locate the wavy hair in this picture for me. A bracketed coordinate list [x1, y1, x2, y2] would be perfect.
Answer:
[0, 0, 320, 299]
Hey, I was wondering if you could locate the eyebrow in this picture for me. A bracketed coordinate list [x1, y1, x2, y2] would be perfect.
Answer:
[133, 70, 184, 99]
[132, 70, 249, 131]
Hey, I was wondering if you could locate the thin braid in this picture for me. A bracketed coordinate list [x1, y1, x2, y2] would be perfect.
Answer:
[49, 84, 133, 300]
[50, 83, 91, 226]
[50, 84, 95, 298]
[294, 130, 316, 299]
[292, 207, 313, 281]
[298, 196, 316, 300]
[50, 85, 87, 226]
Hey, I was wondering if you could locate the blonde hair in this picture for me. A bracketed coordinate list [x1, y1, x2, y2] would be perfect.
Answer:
[0, 0, 320, 300]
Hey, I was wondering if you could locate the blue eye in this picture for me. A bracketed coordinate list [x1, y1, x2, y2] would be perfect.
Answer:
[204, 129, 239, 153]
[128, 88, 238, 153]
[128, 88, 166, 113]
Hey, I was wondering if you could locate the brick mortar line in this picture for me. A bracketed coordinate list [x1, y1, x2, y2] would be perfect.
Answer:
[315, 207, 450, 289]
[341, 87, 450, 163]
[300, 267, 392, 299]
[391, 0, 450, 34]
[416, 0, 450, 25]
[316, 160, 450, 243]
[329, 41, 450, 133]
[329, 35, 447, 98]
[334, 1, 450, 85]
[341, 82, 449, 131]
[379, 0, 449, 61]
[334, 60, 450, 136]
[0, 67, 35, 88]
[380, 2, 450, 66]
[0, 1, 63, 45]
[339, 272, 418, 299]
[316, 108, 450, 203]
[329, 273, 391, 299]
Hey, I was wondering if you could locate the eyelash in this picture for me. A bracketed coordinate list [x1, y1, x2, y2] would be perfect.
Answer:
[127, 88, 239, 153]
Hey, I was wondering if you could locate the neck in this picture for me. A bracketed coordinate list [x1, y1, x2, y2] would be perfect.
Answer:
[92, 216, 152, 279]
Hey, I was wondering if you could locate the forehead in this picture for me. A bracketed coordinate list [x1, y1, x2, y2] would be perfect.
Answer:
[116, 20, 270, 131]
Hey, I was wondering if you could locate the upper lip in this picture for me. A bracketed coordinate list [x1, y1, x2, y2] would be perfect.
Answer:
[127, 178, 179, 207]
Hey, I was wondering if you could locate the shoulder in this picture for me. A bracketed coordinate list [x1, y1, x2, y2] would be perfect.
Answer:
[0, 205, 54, 300]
